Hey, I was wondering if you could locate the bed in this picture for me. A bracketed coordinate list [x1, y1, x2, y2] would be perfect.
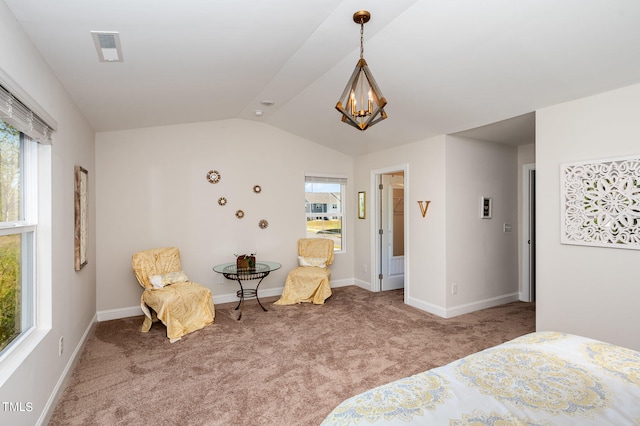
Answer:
[322, 331, 640, 425]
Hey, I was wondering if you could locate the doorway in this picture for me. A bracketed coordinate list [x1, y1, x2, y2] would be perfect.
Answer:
[372, 167, 407, 291]
[521, 163, 536, 302]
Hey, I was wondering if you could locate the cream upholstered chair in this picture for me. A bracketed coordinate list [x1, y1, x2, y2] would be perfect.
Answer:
[274, 238, 334, 305]
[132, 247, 215, 342]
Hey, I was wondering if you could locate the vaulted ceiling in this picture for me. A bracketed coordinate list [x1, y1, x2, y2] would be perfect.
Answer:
[5, 0, 640, 156]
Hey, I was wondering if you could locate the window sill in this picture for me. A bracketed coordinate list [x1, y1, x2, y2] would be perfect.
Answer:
[0, 326, 50, 387]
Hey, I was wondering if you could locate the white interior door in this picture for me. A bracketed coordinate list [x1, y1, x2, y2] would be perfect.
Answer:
[380, 173, 404, 291]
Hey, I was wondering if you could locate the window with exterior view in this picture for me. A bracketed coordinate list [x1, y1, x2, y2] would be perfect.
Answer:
[305, 175, 346, 251]
[0, 119, 34, 353]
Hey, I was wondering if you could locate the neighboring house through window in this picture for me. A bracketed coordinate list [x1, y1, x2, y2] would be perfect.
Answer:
[305, 174, 346, 252]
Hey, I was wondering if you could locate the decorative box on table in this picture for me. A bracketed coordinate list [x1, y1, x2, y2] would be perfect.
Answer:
[236, 254, 256, 271]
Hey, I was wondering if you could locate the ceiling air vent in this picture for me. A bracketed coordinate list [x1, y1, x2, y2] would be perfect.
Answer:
[91, 31, 123, 62]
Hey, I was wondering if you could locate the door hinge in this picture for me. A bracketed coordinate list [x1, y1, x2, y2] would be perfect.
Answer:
[379, 183, 383, 190]
[378, 229, 383, 235]
[378, 273, 384, 280]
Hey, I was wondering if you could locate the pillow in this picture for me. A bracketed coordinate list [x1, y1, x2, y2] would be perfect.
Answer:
[148, 271, 189, 289]
[298, 256, 327, 268]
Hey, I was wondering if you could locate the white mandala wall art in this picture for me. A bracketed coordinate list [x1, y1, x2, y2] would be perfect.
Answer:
[561, 155, 640, 250]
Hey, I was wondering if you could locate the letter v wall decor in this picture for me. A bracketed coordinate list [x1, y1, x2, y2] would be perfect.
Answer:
[418, 200, 431, 218]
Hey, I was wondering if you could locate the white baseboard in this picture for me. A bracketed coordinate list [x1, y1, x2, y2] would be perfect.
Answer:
[407, 292, 521, 318]
[351, 278, 372, 291]
[97, 285, 521, 322]
[96, 279, 360, 321]
[38, 314, 96, 426]
[447, 293, 521, 318]
[97, 306, 144, 321]
[405, 296, 447, 317]
[330, 278, 355, 288]
[212, 287, 285, 305]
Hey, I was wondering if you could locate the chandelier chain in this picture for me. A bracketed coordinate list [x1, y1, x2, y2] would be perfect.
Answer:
[360, 22, 364, 59]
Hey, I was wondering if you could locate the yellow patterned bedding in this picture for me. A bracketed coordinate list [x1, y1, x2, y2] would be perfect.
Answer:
[322, 332, 640, 425]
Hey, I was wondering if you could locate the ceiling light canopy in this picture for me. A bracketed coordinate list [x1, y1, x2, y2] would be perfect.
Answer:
[335, 10, 387, 131]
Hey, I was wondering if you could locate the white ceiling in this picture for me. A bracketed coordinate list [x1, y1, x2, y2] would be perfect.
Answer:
[5, 0, 640, 156]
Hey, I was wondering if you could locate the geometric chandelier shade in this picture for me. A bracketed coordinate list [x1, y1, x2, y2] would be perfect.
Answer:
[335, 10, 388, 131]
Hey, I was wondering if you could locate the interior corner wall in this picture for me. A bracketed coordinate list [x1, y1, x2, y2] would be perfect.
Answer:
[0, 2, 96, 424]
[536, 83, 640, 351]
[444, 136, 519, 313]
[354, 135, 447, 313]
[95, 119, 354, 313]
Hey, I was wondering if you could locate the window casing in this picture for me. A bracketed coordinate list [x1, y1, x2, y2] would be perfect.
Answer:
[305, 175, 346, 252]
[0, 77, 53, 385]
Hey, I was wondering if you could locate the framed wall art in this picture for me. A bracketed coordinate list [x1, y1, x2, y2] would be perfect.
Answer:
[561, 155, 640, 250]
[74, 166, 89, 270]
[358, 191, 366, 219]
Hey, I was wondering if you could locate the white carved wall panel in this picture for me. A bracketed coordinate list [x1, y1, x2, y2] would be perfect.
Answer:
[561, 155, 640, 250]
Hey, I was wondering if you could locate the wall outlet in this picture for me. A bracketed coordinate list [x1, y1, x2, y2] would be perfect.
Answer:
[217, 274, 224, 284]
[451, 283, 458, 295]
[362, 264, 368, 273]
[58, 336, 63, 356]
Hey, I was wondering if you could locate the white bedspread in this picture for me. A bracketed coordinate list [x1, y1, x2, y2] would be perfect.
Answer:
[322, 331, 640, 425]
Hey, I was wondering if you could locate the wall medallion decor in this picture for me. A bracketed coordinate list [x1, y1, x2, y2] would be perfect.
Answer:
[561, 155, 640, 250]
[235, 210, 245, 219]
[218, 197, 227, 206]
[74, 166, 89, 270]
[253, 185, 262, 193]
[258, 219, 268, 229]
[206, 169, 221, 183]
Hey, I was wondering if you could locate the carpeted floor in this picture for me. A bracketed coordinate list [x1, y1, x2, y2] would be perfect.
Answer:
[49, 285, 535, 426]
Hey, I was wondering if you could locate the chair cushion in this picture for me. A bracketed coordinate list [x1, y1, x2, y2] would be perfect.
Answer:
[297, 238, 334, 266]
[141, 281, 214, 341]
[148, 270, 189, 288]
[298, 256, 327, 268]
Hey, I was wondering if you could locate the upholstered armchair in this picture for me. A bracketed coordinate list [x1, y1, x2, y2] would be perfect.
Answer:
[274, 238, 334, 305]
[132, 247, 215, 342]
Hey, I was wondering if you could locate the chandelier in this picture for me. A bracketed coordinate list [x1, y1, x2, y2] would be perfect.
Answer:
[336, 10, 387, 131]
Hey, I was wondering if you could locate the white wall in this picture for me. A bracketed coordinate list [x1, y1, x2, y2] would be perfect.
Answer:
[355, 136, 448, 313]
[536, 83, 640, 351]
[355, 134, 520, 318]
[0, 2, 96, 424]
[445, 136, 519, 311]
[95, 119, 354, 314]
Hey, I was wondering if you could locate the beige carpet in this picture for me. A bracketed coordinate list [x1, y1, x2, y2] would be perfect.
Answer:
[49, 286, 535, 426]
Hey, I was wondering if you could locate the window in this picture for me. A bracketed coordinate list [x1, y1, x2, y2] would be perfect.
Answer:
[305, 175, 346, 251]
[0, 119, 36, 353]
[0, 81, 51, 363]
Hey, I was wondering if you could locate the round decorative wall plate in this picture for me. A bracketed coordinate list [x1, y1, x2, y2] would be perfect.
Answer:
[206, 170, 221, 184]
[218, 197, 227, 206]
[253, 185, 262, 193]
[258, 219, 268, 229]
[235, 210, 245, 219]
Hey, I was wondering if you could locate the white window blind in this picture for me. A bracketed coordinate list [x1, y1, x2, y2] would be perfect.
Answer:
[0, 84, 53, 144]
[304, 175, 348, 184]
